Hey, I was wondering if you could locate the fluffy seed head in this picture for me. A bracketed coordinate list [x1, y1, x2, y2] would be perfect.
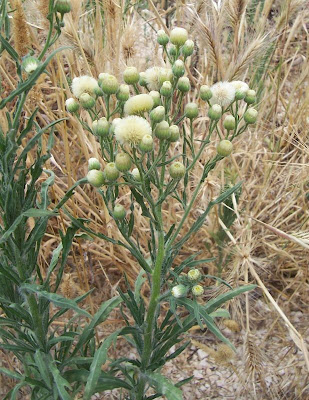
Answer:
[124, 94, 154, 115]
[171, 284, 187, 298]
[72, 75, 99, 99]
[145, 67, 173, 91]
[170, 27, 188, 46]
[114, 116, 152, 145]
[210, 81, 235, 107]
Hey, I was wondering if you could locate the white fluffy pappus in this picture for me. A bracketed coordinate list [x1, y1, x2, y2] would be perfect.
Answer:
[124, 94, 154, 115]
[71, 75, 99, 99]
[230, 80, 249, 95]
[114, 116, 152, 145]
[144, 67, 173, 91]
[210, 81, 236, 107]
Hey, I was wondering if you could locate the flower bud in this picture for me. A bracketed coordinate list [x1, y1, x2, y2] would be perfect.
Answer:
[182, 39, 194, 57]
[169, 45, 177, 57]
[92, 117, 109, 137]
[177, 77, 190, 93]
[115, 152, 132, 172]
[208, 104, 222, 120]
[139, 72, 147, 87]
[116, 84, 130, 102]
[104, 162, 119, 181]
[65, 98, 79, 113]
[113, 204, 126, 220]
[200, 85, 212, 101]
[155, 121, 170, 140]
[22, 56, 40, 74]
[157, 29, 169, 46]
[187, 269, 201, 281]
[244, 108, 258, 124]
[169, 161, 185, 179]
[223, 115, 236, 131]
[244, 89, 256, 104]
[170, 27, 188, 46]
[149, 91, 161, 107]
[169, 125, 180, 142]
[171, 284, 187, 298]
[55, 0, 71, 14]
[123, 67, 139, 85]
[88, 157, 101, 171]
[94, 86, 104, 97]
[192, 284, 204, 297]
[160, 81, 173, 97]
[217, 140, 233, 157]
[131, 167, 141, 181]
[172, 60, 185, 77]
[235, 89, 246, 100]
[150, 106, 165, 123]
[139, 134, 154, 152]
[79, 93, 95, 109]
[185, 102, 198, 120]
[87, 169, 105, 187]
[99, 73, 119, 95]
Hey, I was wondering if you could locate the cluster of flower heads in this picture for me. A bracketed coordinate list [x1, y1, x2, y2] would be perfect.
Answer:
[171, 268, 205, 299]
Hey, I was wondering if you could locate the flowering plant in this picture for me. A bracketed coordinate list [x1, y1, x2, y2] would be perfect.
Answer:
[63, 27, 257, 399]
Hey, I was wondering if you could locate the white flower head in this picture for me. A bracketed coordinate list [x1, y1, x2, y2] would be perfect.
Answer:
[144, 67, 173, 91]
[114, 116, 152, 145]
[230, 80, 249, 95]
[124, 94, 154, 115]
[71, 75, 99, 99]
[210, 81, 236, 107]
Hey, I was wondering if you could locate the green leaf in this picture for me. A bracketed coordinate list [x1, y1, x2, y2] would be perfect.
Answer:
[146, 371, 183, 400]
[34, 350, 52, 389]
[49, 362, 72, 400]
[83, 330, 120, 400]
[0, 367, 22, 381]
[134, 270, 146, 305]
[209, 309, 231, 319]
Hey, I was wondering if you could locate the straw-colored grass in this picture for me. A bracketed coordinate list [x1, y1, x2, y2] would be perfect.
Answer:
[0, 0, 308, 398]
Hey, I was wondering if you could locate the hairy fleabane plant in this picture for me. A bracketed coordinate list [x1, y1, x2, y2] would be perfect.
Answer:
[64, 26, 258, 399]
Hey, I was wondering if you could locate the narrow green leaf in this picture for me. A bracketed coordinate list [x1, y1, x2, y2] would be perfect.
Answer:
[34, 350, 52, 389]
[209, 309, 230, 319]
[0, 367, 22, 381]
[49, 362, 72, 400]
[146, 371, 183, 400]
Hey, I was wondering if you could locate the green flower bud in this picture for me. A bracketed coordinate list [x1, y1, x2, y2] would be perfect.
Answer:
[117, 84, 130, 102]
[160, 81, 173, 97]
[169, 45, 177, 57]
[169, 125, 180, 142]
[200, 85, 212, 101]
[187, 269, 201, 281]
[185, 102, 198, 119]
[87, 169, 105, 187]
[113, 204, 126, 220]
[123, 67, 139, 85]
[99, 73, 119, 95]
[223, 115, 236, 131]
[244, 108, 258, 124]
[208, 104, 222, 120]
[244, 89, 256, 104]
[192, 284, 204, 297]
[55, 0, 71, 14]
[104, 162, 119, 181]
[94, 86, 104, 97]
[217, 140, 233, 157]
[157, 29, 169, 46]
[139, 72, 147, 87]
[88, 157, 101, 171]
[131, 167, 141, 181]
[169, 161, 185, 179]
[171, 284, 187, 298]
[155, 121, 170, 140]
[139, 134, 154, 152]
[150, 106, 165, 123]
[182, 39, 194, 57]
[172, 60, 185, 77]
[170, 27, 188, 46]
[79, 93, 95, 109]
[149, 91, 161, 107]
[235, 90, 246, 100]
[177, 77, 190, 93]
[65, 98, 79, 113]
[22, 56, 40, 74]
[92, 117, 109, 137]
[115, 152, 132, 172]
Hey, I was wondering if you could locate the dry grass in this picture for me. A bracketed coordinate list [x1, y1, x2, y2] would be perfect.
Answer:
[0, 0, 309, 398]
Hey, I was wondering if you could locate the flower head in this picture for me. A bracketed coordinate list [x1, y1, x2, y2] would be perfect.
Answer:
[230, 80, 249, 96]
[171, 284, 187, 298]
[71, 75, 99, 99]
[124, 94, 154, 115]
[210, 81, 235, 107]
[145, 67, 173, 91]
[170, 27, 188, 46]
[114, 116, 152, 145]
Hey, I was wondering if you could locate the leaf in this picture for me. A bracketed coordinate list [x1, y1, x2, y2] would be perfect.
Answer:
[134, 270, 146, 305]
[145, 371, 183, 400]
[34, 350, 52, 389]
[209, 309, 231, 319]
[83, 330, 120, 400]
[130, 187, 152, 218]
[0, 367, 22, 381]
[49, 362, 72, 400]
